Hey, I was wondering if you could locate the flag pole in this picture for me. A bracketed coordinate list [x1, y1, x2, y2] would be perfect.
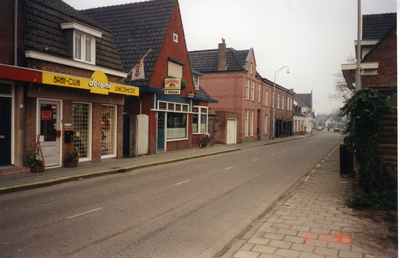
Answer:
[122, 49, 152, 82]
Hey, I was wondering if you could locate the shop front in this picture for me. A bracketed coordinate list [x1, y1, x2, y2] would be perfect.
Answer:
[0, 65, 139, 169]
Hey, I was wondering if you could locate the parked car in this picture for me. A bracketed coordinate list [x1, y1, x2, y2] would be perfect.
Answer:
[317, 126, 323, 131]
[334, 127, 340, 132]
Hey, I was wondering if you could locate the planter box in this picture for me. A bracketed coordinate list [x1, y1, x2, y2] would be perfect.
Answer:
[65, 162, 78, 168]
[31, 166, 45, 173]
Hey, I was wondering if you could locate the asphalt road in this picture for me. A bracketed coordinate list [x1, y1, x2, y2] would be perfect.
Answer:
[0, 130, 344, 258]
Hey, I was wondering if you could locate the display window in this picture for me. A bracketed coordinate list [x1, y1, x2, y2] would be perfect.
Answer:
[167, 112, 187, 139]
[101, 105, 116, 157]
[73, 102, 91, 160]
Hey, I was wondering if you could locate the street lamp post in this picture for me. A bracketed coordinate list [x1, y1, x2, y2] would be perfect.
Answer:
[272, 65, 290, 139]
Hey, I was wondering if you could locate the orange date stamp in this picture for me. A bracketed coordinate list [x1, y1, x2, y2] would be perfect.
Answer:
[302, 234, 350, 244]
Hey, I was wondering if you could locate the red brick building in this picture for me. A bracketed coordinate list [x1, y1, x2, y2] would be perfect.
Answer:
[84, 0, 216, 154]
[341, 13, 397, 176]
[189, 40, 294, 143]
[0, 0, 139, 175]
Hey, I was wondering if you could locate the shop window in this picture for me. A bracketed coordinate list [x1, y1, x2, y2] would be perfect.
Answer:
[73, 103, 91, 160]
[101, 105, 116, 157]
[167, 113, 187, 139]
[192, 106, 208, 134]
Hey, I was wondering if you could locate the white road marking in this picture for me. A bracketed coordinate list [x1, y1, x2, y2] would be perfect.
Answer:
[225, 167, 234, 170]
[67, 207, 103, 220]
[252, 159, 258, 162]
[175, 180, 191, 186]
[271, 153, 275, 156]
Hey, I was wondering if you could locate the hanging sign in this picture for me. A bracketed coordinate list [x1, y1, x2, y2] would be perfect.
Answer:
[164, 78, 181, 95]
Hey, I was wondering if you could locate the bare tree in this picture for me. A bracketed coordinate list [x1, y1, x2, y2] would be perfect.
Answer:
[328, 55, 356, 102]
[328, 72, 354, 101]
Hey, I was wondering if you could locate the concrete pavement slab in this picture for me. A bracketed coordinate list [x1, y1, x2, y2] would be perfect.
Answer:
[227, 145, 389, 258]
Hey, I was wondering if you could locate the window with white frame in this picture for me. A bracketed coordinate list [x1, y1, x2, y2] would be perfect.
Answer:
[290, 98, 293, 111]
[101, 105, 116, 157]
[168, 61, 183, 78]
[192, 106, 208, 134]
[282, 97, 285, 110]
[74, 31, 95, 64]
[278, 94, 280, 109]
[251, 81, 255, 100]
[250, 63, 253, 74]
[73, 103, 91, 160]
[246, 79, 249, 99]
[258, 83, 261, 102]
[265, 91, 268, 106]
[264, 114, 268, 134]
[245, 109, 249, 136]
[193, 75, 199, 90]
[61, 23, 102, 65]
[167, 112, 186, 139]
[250, 110, 254, 136]
[287, 97, 290, 110]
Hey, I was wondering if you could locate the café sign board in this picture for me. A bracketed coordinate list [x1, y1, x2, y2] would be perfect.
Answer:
[164, 78, 181, 95]
[42, 70, 139, 96]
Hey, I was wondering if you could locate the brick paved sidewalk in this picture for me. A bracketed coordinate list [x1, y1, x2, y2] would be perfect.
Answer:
[224, 146, 380, 258]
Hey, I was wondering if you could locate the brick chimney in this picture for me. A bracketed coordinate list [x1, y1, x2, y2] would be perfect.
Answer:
[218, 38, 226, 70]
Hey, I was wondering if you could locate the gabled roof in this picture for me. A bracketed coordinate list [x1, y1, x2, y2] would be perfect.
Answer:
[362, 13, 396, 40]
[362, 24, 396, 62]
[24, 0, 123, 71]
[295, 93, 312, 109]
[82, 0, 177, 87]
[188, 48, 250, 72]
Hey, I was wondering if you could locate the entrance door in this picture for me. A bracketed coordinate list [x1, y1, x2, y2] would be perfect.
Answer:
[0, 97, 11, 166]
[39, 100, 61, 167]
[226, 119, 237, 144]
[157, 112, 165, 151]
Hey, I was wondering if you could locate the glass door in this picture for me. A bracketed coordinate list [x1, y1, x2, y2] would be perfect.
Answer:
[38, 100, 61, 167]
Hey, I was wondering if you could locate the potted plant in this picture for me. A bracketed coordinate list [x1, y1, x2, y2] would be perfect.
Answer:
[65, 146, 80, 167]
[27, 149, 45, 173]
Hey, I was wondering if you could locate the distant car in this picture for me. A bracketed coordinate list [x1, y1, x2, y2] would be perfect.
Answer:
[317, 126, 323, 131]
[334, 127, 340, 132]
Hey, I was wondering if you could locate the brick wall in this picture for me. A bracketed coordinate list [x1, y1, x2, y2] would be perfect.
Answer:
[0, 0, 25, 66]
[92, 103, 102, 162]
[362, 28, 397, 87]
[25, 97, 37, 162]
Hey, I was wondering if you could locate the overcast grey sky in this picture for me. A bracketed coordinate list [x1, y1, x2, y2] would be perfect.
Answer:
[63, 0, 397, 114]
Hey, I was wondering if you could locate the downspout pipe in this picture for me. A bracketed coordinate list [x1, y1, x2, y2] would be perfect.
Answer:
[14, 0, 18, 66]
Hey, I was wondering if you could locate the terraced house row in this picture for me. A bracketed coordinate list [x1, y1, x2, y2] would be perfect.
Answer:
[0, 0, 305, 176]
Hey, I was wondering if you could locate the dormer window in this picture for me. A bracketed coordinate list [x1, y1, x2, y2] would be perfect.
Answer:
[61, 22, 102, 65]
[74, 31, 95, 63]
